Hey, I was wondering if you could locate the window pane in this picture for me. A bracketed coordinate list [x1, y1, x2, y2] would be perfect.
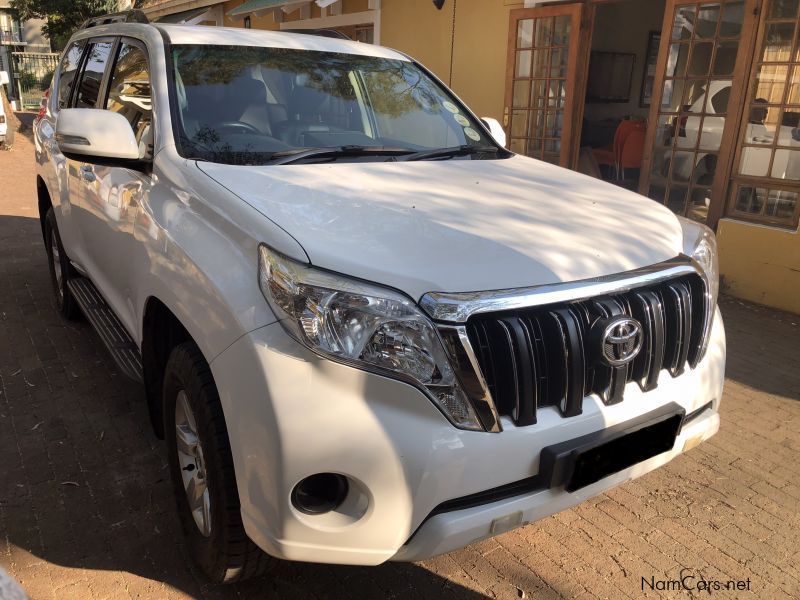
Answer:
[513, 80, 530, 107]
[769, 0, 799, 19]
[75, 41, 113, 109]
[106, 43, 152, 159]
[655, 115, 675, 147]
[689, 42, 713, 76]
[710, 82, 732, 113]
[756, 64, 788, 104]
[735, 186, 766, 214]
[552, 16, 571, 46]
[720, 1, 744, 38]
[766, 189, 798, 218]
[57, 41, 84, 109]
[533, 49, 550, 78]
[761, 23, 795, 62]
[649, 183, 667, 203]
[667, 184, 689, 214]
[682, 80, 707, 111]
[535, 18, 553, 47]
[550, 48, 567, 77]
[517, 19, 533, 48]
[713, 41, 739, 76]
[511, 110, 528, 137]
[667, 43, 689, 78]
[516, 50, 532, 77]
[772, 149, 800, 180]
[673, 6, 696, 40]
[529, 110, 544, 138]
[510, 138, 526, 154]
[689, 187, 712, 221]
[740, 147, 772, 176]
[788, 66, 800, 105]
[700, 118, 724, 150]
[696, 4, 721, 39]
[671, 151, 695, 182]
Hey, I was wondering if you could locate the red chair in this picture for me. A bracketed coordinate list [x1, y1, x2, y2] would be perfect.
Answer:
[592, 119, 646, 179]
[619, 128, 646, 181]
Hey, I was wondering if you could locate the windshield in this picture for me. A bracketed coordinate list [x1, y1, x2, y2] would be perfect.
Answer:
[170, 45, 498, 165]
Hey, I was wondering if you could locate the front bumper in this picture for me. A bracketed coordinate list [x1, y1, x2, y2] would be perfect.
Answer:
[210, 308, 725, 566]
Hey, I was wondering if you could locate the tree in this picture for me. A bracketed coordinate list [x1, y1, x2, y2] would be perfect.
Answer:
[10, 1, 143, 48]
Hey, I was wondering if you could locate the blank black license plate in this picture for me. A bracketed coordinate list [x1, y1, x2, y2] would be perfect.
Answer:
[565, 412, 683, 492]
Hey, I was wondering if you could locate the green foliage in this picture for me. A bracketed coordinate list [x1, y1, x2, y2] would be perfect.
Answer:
[17, 71, 38, 89]
[10, 0, 143, 47]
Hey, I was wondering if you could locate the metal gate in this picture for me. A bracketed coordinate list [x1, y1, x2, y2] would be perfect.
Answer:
[11, 52, 60, 109]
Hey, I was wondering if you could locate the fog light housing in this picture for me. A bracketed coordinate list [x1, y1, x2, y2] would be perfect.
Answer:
[292, 473, 349, 515]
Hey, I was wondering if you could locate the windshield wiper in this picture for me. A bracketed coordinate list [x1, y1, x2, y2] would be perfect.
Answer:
[398, 144, 500, 162]
[267, 145, 416, 165]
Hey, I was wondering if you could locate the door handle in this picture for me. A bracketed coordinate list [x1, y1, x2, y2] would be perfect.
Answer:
[79, 164, 96, 183]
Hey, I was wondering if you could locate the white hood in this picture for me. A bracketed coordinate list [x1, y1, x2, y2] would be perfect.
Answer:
[198, 155, 683, 301]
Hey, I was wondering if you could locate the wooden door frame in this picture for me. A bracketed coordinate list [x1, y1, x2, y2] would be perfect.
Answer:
[637, 0, 762, 230]
[505, 3, 584, 168]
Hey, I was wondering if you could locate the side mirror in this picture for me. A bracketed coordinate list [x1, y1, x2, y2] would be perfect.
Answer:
[481, 117, 507, 149]
[56, 108, 141, 164]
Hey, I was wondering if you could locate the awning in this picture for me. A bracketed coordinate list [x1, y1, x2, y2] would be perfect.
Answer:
[227, 0, 292, 17]
[156, 7, 211, 23]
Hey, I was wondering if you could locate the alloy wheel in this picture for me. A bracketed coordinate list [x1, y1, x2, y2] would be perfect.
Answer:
[175, 390, 212, 537]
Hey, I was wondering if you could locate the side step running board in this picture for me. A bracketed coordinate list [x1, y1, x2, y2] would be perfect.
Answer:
[67, 278, 144, 383]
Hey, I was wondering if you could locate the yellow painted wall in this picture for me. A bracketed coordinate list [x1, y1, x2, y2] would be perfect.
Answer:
[380, 0, 457, 83]
[451, 0, 522, 122]
[381, 0, 521, 122]
[717, 219, 800, 314]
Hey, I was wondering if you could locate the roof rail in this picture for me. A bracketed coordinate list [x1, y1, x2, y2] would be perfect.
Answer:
[281, 28, 351, 40]
[81, 9, 149, 29]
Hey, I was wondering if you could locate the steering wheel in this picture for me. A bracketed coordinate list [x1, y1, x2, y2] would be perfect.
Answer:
[217, 121, 261, 135]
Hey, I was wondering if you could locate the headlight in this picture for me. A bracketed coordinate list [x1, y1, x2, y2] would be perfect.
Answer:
[258, 245, 482, 431]
[678, 217, 719, 357]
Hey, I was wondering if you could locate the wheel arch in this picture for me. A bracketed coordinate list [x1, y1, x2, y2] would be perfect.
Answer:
[37, 175, 53, 240]
[141, 296, 195, 438]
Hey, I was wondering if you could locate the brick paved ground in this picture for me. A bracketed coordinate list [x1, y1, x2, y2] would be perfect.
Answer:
[1, 123, 798, 600]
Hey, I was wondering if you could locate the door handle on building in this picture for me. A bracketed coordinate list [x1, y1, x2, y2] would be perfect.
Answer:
[80, 164, 96, 183]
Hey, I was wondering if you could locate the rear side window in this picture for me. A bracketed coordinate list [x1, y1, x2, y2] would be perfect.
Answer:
[106, 42, 153, 158]
[57, 41, 85, 109]
[74, 41, 114, 108]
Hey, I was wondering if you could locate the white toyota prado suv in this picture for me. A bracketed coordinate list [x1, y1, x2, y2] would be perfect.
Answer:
[34, 11, 725, 583]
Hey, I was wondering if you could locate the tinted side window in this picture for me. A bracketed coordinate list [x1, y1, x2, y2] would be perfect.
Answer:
[57, 41, 85, 109]
[74, 41, 114, 108]
[106, 42, 152, 158]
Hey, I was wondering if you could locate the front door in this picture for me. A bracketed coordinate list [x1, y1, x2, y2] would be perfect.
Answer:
[505, 4, 583, 167]
[79, 39, 153, 337]
[639, 0, 760, 224]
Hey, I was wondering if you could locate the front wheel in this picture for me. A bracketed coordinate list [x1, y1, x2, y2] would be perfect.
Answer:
[163, 342, 272, 583]
[44, 208, 81, 320]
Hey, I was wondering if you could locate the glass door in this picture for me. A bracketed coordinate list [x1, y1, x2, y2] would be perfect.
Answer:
[726, 0, 800, 228]
[505, 4, 583, 167]
[640, 0, 759, 224]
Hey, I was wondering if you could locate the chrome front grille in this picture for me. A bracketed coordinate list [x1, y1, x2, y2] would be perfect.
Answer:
[461, 274, 707, 427]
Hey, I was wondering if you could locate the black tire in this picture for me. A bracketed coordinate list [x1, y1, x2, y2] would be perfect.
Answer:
[163, 342, 273, 583]
[44, 208, 81, 320]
